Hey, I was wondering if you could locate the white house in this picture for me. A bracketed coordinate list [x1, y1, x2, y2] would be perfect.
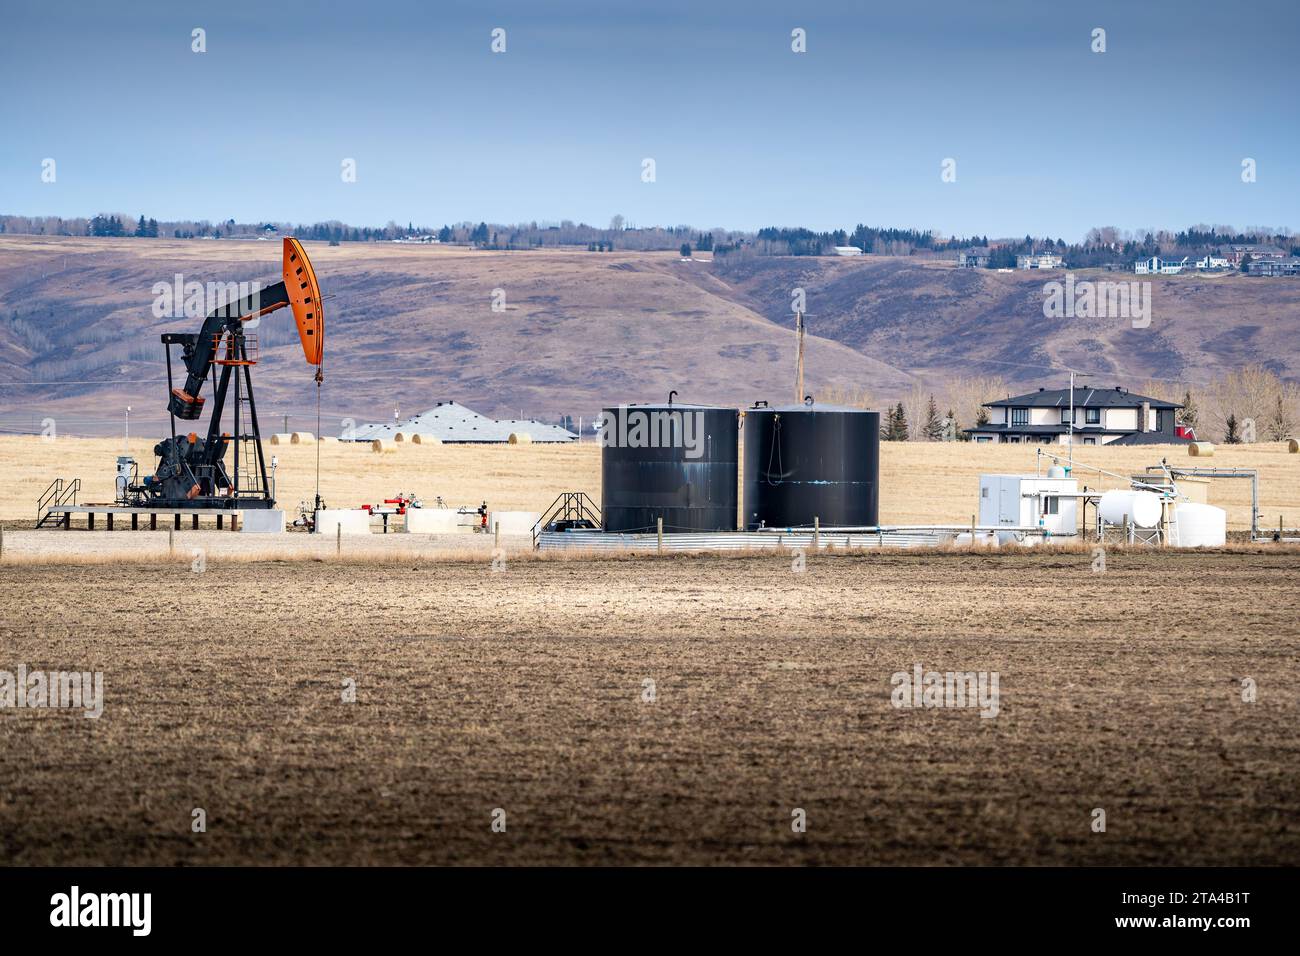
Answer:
[1135, 253, 1230, 274]
[1135, 255, 1189, 274]
[1016, 252, 1065, 269]
[964, 386, 1187, 446]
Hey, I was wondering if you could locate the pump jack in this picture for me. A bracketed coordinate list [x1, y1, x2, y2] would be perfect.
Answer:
[126, 238, 324, 510]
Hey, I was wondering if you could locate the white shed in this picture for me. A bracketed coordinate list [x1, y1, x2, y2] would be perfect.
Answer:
[978, 474, 1078, 535]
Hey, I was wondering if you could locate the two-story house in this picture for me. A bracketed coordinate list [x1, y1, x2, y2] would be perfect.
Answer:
[964, 386, 1187, 445]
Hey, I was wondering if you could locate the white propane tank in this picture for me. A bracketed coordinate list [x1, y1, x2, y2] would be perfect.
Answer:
[1172, 502, 1227, 547]
[1047, 465, 1068, 478]
[1099, 489, 1162, 529]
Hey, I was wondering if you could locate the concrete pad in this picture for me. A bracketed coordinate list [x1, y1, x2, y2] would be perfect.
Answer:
[403, 508, 471, 533]
[490, 511, 541, 535]
[240, 509, 286, 533]
[313, 509, 372, 535]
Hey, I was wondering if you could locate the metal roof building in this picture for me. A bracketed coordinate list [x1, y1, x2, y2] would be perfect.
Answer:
[345, 401, 578, 443]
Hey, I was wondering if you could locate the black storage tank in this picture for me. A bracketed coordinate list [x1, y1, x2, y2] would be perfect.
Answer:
[601, 403, 738, 532]
[743, 402, 880, 529]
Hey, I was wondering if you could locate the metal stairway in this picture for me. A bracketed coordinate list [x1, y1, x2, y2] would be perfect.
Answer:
[36, 477, 80, 527]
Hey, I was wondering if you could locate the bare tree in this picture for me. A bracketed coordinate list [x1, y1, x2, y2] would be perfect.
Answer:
[1205, 365, 1293, 442]
[942, 375, 1009, 436]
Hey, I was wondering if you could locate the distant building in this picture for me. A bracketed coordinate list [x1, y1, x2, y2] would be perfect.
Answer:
[345, 401, 579, 443]
[1016, 252, 1064, 270]
[956, 248, 992, 268]
[833, 246, 863, 257]
[1220, 244, 1286, 266]
[1135, 255, 1190, 275]
[1135, 252, 1230, 274]
[1245, 256, 1300, 276]
[964, 386, 1186, 446]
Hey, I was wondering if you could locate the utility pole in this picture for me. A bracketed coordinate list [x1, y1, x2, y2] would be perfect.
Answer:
[1068, 371, 1074, 468]
[125, 405, 131, 452]
[795, 311, 806, 404]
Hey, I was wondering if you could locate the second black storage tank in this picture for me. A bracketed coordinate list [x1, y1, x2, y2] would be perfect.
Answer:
[601, 403, 738, 532]
[743, 403, 880, 529]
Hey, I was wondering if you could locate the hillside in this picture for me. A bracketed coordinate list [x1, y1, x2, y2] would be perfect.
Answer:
[0, 237, 913, 437]
[706, 254, 1300, 393]
[1, 235, 1298, 437]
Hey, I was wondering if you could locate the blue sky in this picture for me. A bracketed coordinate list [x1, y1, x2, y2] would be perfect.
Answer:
[2, 0, 1296, 240]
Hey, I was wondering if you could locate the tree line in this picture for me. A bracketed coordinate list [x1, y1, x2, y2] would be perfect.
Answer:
[4, 213, 1297, 265]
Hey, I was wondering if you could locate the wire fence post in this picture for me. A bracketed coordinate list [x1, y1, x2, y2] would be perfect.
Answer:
[336, 522, 341, 557]
[813, 516, 820, 550]
[657, 516, 663, 554]
[168, 528, 174, 558]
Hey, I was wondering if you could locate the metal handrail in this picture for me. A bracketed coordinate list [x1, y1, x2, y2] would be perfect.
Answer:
[37, 478, 63, 525]
[58, 478, 81, 508]
[36, 477, 80, 526]
[532, 491, 601, 547]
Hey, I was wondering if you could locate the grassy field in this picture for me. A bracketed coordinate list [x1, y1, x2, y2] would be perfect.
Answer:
[1, 549, 1296, 865]
[4, 434, 1298, 532]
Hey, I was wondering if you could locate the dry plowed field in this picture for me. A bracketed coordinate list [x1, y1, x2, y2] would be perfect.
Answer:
[2, 549, 1297, 865]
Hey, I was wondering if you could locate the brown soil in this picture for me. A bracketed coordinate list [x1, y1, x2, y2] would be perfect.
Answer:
[1, 549, 1297, 865]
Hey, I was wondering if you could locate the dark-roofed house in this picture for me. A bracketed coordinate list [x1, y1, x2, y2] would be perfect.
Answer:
[956, 248, 992, 268]
[1245, 256, 1300, 277]
[964, 386, 1187, 446]
[1221, 244, 1286, 266]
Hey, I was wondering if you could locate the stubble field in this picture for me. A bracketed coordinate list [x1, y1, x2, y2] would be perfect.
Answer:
[2, 549, 1297, 865]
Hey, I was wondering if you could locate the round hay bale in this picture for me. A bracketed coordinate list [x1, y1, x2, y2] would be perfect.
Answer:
[507, 432, 533, 445]
[269, 433, 294, 445]
[393, 432, 407, 442]
[319, 436, 339, 444]
[1188, 441, 1214, 457]
[371, 438, 396, 454]
[290, 431, 315, 444]
[1288, 437, 1299, 453]
[410, 433, 441, 445]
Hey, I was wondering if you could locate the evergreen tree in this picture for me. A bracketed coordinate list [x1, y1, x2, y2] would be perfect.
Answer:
[134, 215, 147, 237]
[1224, 413, 1242, 444]
[922, 394, 943, 440]
[1179, 390, 1198, 431]
[886, 402, 909, 441]
[680, 242, 691, 258]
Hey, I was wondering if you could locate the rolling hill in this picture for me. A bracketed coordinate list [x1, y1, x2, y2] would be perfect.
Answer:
[1, 235, 1297, 437]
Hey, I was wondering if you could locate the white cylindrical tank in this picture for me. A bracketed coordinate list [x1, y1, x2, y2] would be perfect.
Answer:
[1047, 465, 1068, 478]
[1173, 502, 1227, 547]
[1099, 489, 1162, 529]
